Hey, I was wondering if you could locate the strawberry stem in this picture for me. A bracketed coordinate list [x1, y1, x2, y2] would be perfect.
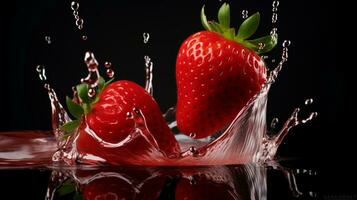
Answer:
[201, 3, 277, 54]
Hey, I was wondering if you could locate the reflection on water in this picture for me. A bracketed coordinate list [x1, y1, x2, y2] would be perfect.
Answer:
[40, 162, 318, 200]
[46, 164, 266, 200]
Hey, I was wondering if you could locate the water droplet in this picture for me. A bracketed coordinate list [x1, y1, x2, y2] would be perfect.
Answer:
[106, 69, 114, 78]
[272, 13, 278, 23]
[82, 35, 87, 40]
[272, 1, 280, 12]
[189, 146, 198, 156]
[45, 36, 51, 44]
[283, 40, 291, 47]
[73, 10, 79, 17]
[270, 28, 278, 37]
[270, 118, 279, 129]
[36, 65, 47, 81]
[44, 83, 51, 91]
[301, 112, 318, 124]
[258, 42, 266, 50]
[71, 1, 79, 11]
[189, 175, 198, 185]
[242, 10, 249, 19]
[308, 191, 317, 197]
[189, 132, 196, 138]
[76, 19, 83, 27]
[144, 55, 154, 95]
[88, 88, 96, 97]
[305, 98, 314, 105]
[104, 61, 112, 68]
[84, 51, 99, 70]
[143, 32, 150, 44]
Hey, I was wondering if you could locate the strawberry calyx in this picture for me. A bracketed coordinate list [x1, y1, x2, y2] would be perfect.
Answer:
[60, 77, 113, 136]
[201, 3, 277, 54]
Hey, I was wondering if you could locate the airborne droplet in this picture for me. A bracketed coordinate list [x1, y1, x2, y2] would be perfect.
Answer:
[272, 1, 280, 12]
[304, 98, 314, 105]
[189, 132, 196, 138]
[45, 36, 51, 44]
[270, 118, 279, 129]
[242, 10, 249, 19]
[106, 69, 115, 78]
[104, 61, 112, 68]
[88, 88, 96, 97]
[283, 40, 291, 47]
[143, 32, 150, 44]
[36, 65, 47, 81]
[71, 1, 79, 11]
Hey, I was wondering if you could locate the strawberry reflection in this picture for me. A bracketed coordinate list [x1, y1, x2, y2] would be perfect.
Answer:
[46, 164, 266, 200]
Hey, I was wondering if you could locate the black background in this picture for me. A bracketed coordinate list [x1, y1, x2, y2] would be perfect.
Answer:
[2, 0, 349, 199]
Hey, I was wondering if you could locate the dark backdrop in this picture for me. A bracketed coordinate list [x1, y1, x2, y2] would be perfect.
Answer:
[2, 0, 349, 198]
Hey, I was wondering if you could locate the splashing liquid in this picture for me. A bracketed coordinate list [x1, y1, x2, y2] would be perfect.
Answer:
[143, 32, 154, 95]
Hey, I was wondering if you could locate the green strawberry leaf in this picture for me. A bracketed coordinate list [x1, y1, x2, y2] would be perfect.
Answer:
[97, 76, 106, 93]
[82, 103, 91, 115]
[208, 21, 224, 33]
[66, 96, 84, 119]
[223, 28, 235, 40]
[201, 6, 212, 31]
[104, 77, 114, 87]
[218, 3, 230, 29]
[247, 34, 278, 54]
[237, 12, 260, 40]
[60, 119, 80, 132]
[76, 83, 91, 104]
[200, 4, 277, 54]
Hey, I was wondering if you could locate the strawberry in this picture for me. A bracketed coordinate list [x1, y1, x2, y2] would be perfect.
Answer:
[61, 79, 180, 164]
[176, 3, 277, 138]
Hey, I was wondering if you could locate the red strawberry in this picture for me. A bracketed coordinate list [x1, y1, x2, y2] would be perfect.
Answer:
[176, 3, 276, 138]
[62, 80, 180, 164]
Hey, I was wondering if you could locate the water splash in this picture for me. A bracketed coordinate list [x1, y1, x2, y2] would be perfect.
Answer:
[81, 51, 100, 97]
[259, 104, 317, 162]
[35, 65, 70, 143]
[267, 40, 291, 84]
